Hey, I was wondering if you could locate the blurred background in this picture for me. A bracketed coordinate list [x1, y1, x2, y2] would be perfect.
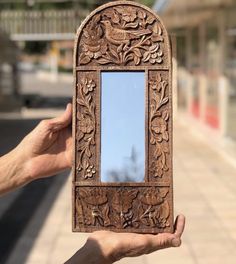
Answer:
[0, 0, 236, 264]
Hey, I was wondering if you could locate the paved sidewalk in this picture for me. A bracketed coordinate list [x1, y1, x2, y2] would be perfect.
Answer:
[6, 119, 236, 264]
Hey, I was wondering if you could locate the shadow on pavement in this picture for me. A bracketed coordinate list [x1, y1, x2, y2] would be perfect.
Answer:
[0, 118, 69, 264]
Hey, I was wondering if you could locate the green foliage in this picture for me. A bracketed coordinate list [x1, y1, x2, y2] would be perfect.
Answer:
[0, 0, 156, 11]
[24, 41, 48, 54]
[137, 0, 156, 7]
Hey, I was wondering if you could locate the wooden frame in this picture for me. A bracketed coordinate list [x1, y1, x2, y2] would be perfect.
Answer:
[73, 0, 173, 234]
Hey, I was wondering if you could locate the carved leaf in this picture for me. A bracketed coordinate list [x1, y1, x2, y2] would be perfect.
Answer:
[157, 50, 163, 57]
[82, 159, 89, 171]
[154, 144, 162, 158]
[149, 44, 159, 52]
[105, 9, 120, 24]
[113, 7, 124, 14]
[80, 189, 88, 199]
[143, 51, 150, 62]
[117, 44, 123, 53]
[161, 97, 169, 106]
[162, 131, 169, 141]
[150, 135, 155, 145]
[133, 48, 142, 58]
[159, 188, 169, 198]
[79, 54, 91, 65]
[77, 99, 86, 106]
[151, 98, 157, 109]
[84, 29, 90, 38]
[93, 14, 101, 24]
[124, 22, 139, 28]
[162, 142, 169, 152]
[97, 25, 103, 38]
[102, 203, 110, 226]
[97, 58, 112, 64]
[163, 110, 169, 120]
[153, 23, 162, 35]
[137, 10, 146, 19]
[109, 47, 119, 60]
[85, 147, 92, 158]
[111, 189, 138, 214]
[146, 16, 155, 24]
[134, 55, 140, 65]
[113, 13, 120, 24]
[151, 34, 164, 42]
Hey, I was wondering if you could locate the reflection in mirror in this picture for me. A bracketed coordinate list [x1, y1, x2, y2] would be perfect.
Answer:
[101, 72, 145, 182]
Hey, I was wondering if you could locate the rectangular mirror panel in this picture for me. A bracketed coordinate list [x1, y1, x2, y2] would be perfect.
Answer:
[101, 72, 145, 182]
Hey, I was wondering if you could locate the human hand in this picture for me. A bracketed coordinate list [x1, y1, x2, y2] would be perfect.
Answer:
[66, 214, 185, 264]
[18, 103, 72, 180]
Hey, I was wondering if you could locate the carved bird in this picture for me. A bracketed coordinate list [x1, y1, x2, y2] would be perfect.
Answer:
[101, 20, 151, 46]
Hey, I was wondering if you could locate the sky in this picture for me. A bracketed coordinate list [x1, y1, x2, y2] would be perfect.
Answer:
[101, 72, 145, 182]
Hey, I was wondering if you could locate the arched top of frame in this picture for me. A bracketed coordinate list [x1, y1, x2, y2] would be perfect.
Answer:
[74, 1, 171, 67]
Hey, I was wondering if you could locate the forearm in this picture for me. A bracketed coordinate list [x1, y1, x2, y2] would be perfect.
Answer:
[0, 146, 30, 196]
[64, 241, 112, 264]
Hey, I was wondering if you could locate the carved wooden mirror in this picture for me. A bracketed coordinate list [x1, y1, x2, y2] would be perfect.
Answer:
[73, 0, 173, 234]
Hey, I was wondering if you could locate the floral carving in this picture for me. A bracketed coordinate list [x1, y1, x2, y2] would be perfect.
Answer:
[79, 15, 108, 65]
[139, 187, 170, 228]
[151, 111, 169, 142]
[75, 187, 171, 231]
[77, 188, 110, 227]
[80, 188, 108, 206]
[111, 189, 139, 228]
[78, 6, 164, 66]
[149, 73, 169, 178]
[73, 2, 173, 234]
[76, 77, 96, 179]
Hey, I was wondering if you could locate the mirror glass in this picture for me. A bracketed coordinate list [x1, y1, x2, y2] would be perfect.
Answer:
[101, 72, 145, 182]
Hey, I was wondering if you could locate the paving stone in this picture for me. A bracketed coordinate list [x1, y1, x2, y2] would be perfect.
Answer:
[5, 118, 236, 264]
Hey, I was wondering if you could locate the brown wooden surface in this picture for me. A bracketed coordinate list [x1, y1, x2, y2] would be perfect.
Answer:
[73, 0, 173, 234]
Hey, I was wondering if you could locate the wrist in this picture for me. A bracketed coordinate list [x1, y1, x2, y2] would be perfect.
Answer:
[0, 146, 31, 196]
[11, 145, 32, 185]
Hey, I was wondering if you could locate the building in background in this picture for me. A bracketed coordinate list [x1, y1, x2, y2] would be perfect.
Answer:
[154, 0, 236, 140]
[0, 29, 21, 112]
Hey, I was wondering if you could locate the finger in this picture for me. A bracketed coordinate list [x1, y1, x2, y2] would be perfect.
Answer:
[131, 233, 174, 253]
[174, 214, 185, 237]
[141, 215, 185, 251]
[50, 103, 72, 131]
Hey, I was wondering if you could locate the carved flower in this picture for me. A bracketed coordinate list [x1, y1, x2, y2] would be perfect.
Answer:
[150, 160, 163, 178]
[79, 116, 93, 134]
[151, 110, 169, 142]
[142, 43, 163, 64]
[150, 154, 168, 178]
[80, 188, 107, 206]
[81, 78, 96, 95]
[149, 80, 157, 91]
[111, 189, 138, 213]
[79, 16, 108, 64]
[149, 74, 163, 92]
[140, 187, 168, 206]
[103, 9, 120, 24]
[140, 188, 163, 206]
[84, 165, 96, 179]
[114, 6, 137, 22]
[83, 38, 107, 57]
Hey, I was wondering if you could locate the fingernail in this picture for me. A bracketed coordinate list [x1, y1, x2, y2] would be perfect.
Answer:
[171, 238, 181, 247]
